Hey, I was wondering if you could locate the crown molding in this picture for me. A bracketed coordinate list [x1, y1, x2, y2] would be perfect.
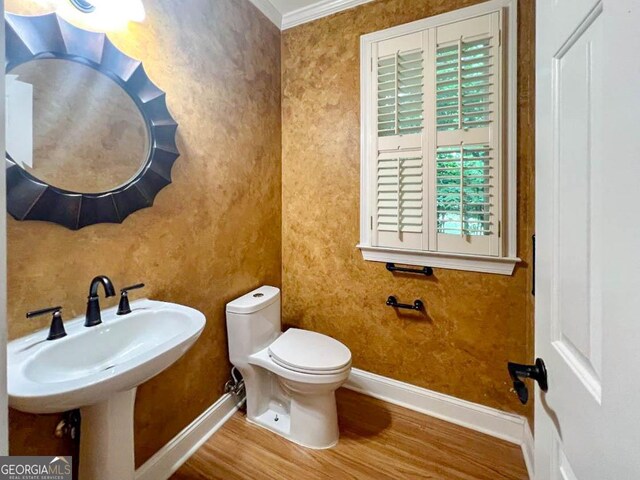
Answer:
[248, 0, 283, 29]
[282, 0, 373, 30]
[248, 0, 374, 30]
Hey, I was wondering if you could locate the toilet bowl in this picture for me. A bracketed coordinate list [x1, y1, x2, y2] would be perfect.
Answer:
[226, 286, 351, 449]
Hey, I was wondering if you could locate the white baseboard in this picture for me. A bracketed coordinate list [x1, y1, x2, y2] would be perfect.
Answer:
[345, 368, 533, 478]
[135, 393, 240, 480]
[521, 419, 535, 479]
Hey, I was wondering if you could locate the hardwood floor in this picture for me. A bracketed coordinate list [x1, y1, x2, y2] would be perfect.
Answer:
[171, 389, 528, 480]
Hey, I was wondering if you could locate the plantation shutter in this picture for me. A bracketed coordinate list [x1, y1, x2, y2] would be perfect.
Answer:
[373, 31, 427, 251]
[430, 12, 501, 256]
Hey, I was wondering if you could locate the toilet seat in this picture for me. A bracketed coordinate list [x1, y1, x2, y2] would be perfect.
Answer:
[268, 329, 351, 375]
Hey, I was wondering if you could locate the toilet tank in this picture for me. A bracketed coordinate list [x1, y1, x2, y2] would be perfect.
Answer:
[226, 286, 281, 364]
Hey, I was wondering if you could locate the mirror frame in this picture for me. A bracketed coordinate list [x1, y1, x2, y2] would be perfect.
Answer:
[5, 13, 179, 230]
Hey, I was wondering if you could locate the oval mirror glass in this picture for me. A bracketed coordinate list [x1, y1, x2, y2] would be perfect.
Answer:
[10, 58, 150, 193]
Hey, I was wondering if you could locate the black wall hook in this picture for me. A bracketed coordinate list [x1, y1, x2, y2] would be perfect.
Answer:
[386, 296, 424, 311]
[386, 263, 433, 276]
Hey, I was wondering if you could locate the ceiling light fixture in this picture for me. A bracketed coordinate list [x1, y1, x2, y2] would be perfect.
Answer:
[61, 0, 145, 31]
[69, 0, 95, 13]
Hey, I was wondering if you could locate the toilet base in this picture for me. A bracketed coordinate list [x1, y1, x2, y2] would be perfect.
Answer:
[247, 389, 340, 449]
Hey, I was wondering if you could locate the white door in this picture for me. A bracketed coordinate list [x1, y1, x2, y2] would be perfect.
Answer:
[535, 0, 640, 478]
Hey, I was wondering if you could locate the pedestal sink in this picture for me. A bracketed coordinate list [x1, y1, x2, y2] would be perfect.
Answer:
[8, 299, 206, 480]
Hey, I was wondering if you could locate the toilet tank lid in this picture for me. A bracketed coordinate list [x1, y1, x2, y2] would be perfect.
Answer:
[226, 286, 280, 314]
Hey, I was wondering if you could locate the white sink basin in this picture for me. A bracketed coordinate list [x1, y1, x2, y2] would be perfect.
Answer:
[9, 299, 205, 414]
[7, 299, 206, 480]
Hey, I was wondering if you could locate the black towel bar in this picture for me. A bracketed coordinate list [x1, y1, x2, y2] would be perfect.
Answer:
[386, 296, 424, 311]
[386, 263, 433, 276]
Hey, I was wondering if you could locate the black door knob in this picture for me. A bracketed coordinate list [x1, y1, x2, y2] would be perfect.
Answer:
[507, 358, 548, 405]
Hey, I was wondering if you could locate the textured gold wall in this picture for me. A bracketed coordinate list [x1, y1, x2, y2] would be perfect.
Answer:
[6, 0, 281, 466]
[281, 0, 535, 419]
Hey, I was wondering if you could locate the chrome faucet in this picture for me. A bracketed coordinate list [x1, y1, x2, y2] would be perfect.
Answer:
[85, 275, 116, 327]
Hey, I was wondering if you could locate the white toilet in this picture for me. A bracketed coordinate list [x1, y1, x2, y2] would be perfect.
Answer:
[226, 286, 352, 449]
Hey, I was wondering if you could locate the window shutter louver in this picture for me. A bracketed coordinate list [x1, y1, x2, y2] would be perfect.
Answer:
[435, 38, 493, 132]
[377, 48, 425, 137]
[376, 152, 424, 233]
[430, 12, 501, 256]
[435, 143, 493, 235]
[373, 32, 427, 251]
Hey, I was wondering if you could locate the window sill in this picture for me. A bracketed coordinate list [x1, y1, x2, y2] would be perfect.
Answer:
[357, 245, 521, 275]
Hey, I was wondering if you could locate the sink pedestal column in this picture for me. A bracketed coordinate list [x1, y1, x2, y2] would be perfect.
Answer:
[79, 388, 137, 480]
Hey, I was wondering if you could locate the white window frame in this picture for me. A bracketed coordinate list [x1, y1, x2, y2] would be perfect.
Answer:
[357, 0, 519, 275]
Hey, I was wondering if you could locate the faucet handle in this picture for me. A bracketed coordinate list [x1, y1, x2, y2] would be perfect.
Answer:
[26, 305, 63, 319]
[117, 283, 145, 315]
[121, 283, 144, 293]
[27, 306, 67, 340]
